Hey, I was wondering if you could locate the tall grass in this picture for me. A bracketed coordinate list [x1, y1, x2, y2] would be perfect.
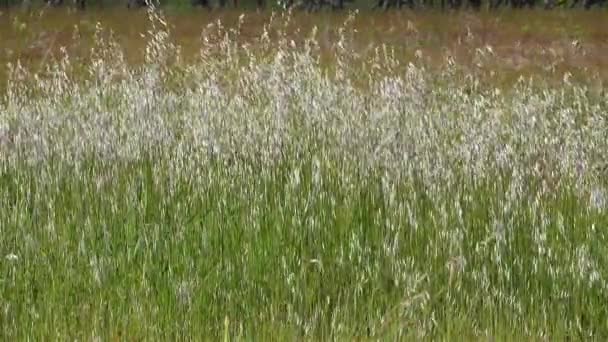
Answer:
[1, 8, 607, 339]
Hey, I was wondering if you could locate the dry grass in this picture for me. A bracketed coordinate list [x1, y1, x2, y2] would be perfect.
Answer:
[1, 8, 608, 88]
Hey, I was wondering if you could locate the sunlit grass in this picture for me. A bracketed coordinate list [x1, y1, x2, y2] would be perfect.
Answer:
[1, 8, 608, 340]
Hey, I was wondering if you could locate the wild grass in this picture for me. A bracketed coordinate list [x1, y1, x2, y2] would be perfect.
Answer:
[1, 8, 608, 340]
[2, 7, 608, 86]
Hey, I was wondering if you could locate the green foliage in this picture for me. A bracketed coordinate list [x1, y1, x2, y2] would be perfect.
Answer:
[2, 156, 607, 339]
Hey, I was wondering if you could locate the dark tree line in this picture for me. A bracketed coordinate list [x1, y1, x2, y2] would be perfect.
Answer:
[372, 0, 605, 9]
[1, 0, 605, 12]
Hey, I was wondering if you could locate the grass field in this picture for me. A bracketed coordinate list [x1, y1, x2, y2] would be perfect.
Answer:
[1, 7, 608, 340]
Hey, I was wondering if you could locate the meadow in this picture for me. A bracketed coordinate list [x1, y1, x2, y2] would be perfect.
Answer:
[1, 7, 608, 340]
